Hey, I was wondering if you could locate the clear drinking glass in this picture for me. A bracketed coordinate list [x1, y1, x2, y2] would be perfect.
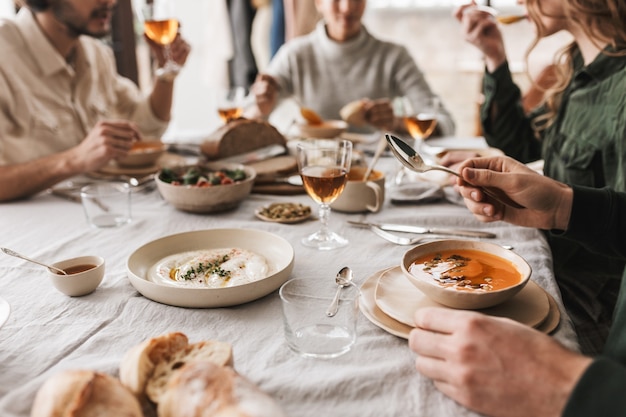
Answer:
[135, 0, 181, 79]
[297, 140, 352, 250]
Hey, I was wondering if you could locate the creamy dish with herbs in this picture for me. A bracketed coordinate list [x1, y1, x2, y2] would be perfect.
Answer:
[148, 248, 270, 288]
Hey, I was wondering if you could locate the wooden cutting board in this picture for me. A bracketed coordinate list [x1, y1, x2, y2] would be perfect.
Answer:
[248, 156, 304, 195]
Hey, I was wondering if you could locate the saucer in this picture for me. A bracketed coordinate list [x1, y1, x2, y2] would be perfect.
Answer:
[358, 268, 561, 339]
[0, 296, 10, 329]
[375, 266, 550, 329]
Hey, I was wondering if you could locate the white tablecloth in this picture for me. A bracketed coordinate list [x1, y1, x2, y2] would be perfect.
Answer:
[0, 157, 578, 417]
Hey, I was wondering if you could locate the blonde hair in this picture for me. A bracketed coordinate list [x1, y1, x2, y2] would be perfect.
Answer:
[526, 0, 626, 133]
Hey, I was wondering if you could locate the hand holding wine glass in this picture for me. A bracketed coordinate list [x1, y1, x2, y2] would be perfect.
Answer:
[297, 140, 352, 250]
[136, 0, 183, 80]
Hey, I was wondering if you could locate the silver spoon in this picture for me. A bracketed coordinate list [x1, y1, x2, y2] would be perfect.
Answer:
[326, 266, 354, 317]
[385, 134, 525, 209]
[1, 247, 67, 275]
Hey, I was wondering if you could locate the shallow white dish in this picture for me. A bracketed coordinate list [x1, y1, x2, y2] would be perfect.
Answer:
[127, 229, 295, 308]
[0, 296, 10, 328]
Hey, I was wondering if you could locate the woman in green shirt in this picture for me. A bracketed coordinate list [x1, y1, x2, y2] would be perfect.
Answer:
[410, 155, 626, 417]
[455, 0, 626, 355]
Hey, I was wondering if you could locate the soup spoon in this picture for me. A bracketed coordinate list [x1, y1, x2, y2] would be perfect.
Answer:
[385, 134, 525, 209]
[1, 247, 67, 275]
[326, 266, 354, 317]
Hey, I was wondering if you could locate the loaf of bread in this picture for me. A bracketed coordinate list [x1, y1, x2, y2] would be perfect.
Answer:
[119, 332, 189, 398]
[340, 100, 368, 127]
[158, 362, 286, 417]
[119, 332, 234, 404]
[201, 119, 286, 160]
[30, 370, 143, 417]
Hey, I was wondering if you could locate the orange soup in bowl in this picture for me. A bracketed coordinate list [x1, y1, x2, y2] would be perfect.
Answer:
[408, 249, 521, 292]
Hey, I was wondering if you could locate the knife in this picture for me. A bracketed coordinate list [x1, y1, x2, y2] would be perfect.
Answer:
[217, 144, 286, 164]
[347, 220, 496, 239]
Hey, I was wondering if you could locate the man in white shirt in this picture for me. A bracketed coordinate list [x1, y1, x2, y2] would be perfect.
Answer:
[0, 0, 190, 201]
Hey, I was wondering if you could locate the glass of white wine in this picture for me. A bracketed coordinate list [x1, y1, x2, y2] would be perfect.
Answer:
[297, 140, 352, 250]
[217, 87, 246, 124]
[135, 0, 181, 79]
[394, 96, 440, 185]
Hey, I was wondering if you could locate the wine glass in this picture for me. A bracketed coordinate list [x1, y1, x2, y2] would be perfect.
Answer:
[135, 0, 181, 79]
[297, 140, 352, 250]
[217, 87, 246, 124]
[394, 96, 440, 185]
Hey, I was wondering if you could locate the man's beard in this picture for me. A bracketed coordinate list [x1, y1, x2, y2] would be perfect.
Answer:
[51, 1, 114, 39]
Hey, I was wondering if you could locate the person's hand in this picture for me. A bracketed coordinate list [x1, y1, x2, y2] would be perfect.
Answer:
[70, 120, 141, 173]
[409, 307, 592, 417]
[362, 98, 395, 131]
[249, 74, 279, 117]
[145, 33, 191, 71]
[455, 156, 573, 230]
[438, 150, 481, 185]
[453, 2, 507, 72]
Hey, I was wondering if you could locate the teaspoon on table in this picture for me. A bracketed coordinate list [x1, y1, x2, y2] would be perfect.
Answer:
[385, 134, 525, 209]
[1, 247, 67, 275]
[326, 266, 354, 317]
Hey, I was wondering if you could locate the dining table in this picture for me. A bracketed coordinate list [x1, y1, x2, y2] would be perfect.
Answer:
[0, 138, 579, 417]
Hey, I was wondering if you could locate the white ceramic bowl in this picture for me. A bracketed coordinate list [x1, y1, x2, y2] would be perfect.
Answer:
[297, 120, 348, 138]
[48, 256, 105, 297]
[126, 229, 295, 308]
[116, 139, 166, 168]
[401, 240, 531, 310]
[155, 162, 256, 213]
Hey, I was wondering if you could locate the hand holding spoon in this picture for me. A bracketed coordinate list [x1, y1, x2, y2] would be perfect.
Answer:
[326, 266, 354, 317]
[1, 247, 67, 275]
[385, 134, 525, 209]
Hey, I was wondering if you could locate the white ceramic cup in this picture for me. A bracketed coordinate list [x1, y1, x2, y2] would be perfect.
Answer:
[331, 166, 385, 213]
[279, 277, 358, 359]
[80, 183, 132, 228]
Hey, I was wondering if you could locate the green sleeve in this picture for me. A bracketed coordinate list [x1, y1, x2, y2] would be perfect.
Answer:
[481, 62, 542, 163]
[562, 358, 626, 416]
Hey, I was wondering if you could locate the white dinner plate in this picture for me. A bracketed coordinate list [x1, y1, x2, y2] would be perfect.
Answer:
[358, 268, 413, 339]
[0, 296, 10, 329]
[375, 266, 550, 329]
[127, 229, 295, 308]
[359, 268, 561, 338]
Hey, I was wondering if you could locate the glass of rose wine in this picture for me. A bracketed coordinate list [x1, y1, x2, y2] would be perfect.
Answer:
[297, 140, 352, 250]
[217, 87, 246, 124]
[136, 0, 181, 79]
[394, 96, 440, 185]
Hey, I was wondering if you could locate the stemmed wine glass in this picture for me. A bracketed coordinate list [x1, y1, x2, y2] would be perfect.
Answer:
[297, 140, 352, 250]
[135, 0, 181, 79]
[394, 96, 440, 184]
[217, 87, 246, 124]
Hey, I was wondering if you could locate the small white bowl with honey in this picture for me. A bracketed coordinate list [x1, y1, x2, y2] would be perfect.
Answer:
[48, 256, 105, 297]
[401, 240, 531, 309]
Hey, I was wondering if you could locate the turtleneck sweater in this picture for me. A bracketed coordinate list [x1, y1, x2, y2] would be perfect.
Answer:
[266, 21, 455, 135]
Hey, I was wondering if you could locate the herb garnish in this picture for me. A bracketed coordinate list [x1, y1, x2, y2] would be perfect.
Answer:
[179, 254, 230, 281]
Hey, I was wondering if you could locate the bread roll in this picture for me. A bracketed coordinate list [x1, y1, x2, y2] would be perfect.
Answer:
[158, 362, 286, 417]
[30, 370, 143, 417]
[145, 339, 234, 404]
[201, 119, 286, 160]
[340, 100, 367, 127]
[119, 332, 189, 397]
